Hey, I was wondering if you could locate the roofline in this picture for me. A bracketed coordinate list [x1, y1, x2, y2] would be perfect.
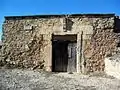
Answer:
[4, 13, 115, 20]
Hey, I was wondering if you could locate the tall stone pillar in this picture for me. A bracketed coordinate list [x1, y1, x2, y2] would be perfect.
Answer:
[77, 33, 82, 73]
[45, 34, 52, 72]
[81, 33, 86, 73]
[77, 31, 88, 73]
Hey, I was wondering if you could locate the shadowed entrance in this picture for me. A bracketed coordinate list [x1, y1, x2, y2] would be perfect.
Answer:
[52, 35, 77, 72]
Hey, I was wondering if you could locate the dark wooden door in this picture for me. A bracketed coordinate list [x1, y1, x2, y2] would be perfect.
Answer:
[67, 43, 77, 72]
[52, 41, 68, 72]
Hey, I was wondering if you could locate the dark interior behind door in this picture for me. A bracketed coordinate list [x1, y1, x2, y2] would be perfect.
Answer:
[52, 41, 68, 72]
[52, 40, 77, 72]
[52, 35, 77, 72]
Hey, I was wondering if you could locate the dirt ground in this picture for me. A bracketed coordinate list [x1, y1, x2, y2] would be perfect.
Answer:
[0, 69, 120, 90]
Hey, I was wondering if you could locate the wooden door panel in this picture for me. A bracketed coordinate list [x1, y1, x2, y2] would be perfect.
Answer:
[67, 43, 77, 72]
[52, 41, 68, 72]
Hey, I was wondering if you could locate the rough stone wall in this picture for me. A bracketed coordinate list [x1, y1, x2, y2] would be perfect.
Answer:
[84, 27, 118, 73]
[1, 19, 51, 69]
[103, 17, 120, 78]
[1, 18, 64, 69]
[70, 17, 118, 73]
[1, 15, 118, 72]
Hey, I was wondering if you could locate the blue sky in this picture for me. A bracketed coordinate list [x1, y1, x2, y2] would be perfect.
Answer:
[0, 0, 120, 40]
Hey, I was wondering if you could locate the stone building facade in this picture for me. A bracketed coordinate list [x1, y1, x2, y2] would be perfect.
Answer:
[1, 14, 120, 73]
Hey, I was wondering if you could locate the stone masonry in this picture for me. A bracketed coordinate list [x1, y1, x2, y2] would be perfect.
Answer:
[0, 14, 119, 73]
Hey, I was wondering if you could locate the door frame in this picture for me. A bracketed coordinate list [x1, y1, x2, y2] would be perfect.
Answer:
[51, 34, 79, 72]
[45, 34, 82, 73]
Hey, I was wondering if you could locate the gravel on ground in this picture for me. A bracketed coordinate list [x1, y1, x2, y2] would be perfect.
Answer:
[0, 68, 120, 90]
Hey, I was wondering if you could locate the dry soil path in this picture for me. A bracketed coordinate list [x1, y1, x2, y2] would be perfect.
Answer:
[0, 69, 120, 90]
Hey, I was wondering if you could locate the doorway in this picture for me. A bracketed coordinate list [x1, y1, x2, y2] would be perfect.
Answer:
[52, 35, 77, 72]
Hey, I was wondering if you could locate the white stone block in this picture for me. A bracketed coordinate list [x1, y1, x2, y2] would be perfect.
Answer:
[105, 57, 120, 79]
